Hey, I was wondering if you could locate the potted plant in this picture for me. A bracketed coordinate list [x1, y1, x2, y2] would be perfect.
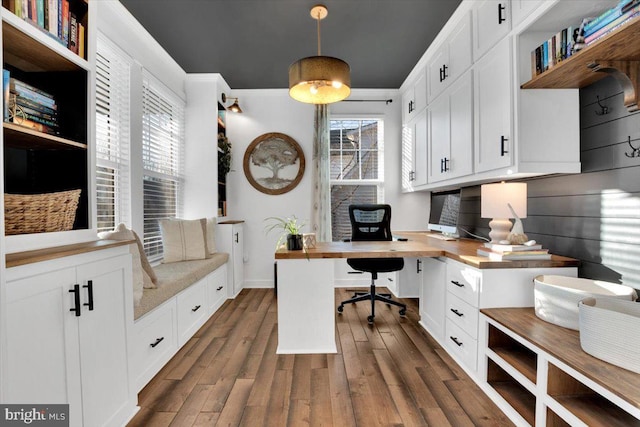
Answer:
[264, 215, 306, 250]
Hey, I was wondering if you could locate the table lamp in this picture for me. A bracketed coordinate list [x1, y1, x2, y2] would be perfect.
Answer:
[481, 182, 527, 243]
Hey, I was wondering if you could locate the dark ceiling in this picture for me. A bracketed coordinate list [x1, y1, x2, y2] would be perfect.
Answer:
[119, 0, 463, 90]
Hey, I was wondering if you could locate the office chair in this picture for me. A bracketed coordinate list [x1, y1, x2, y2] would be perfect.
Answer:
[337, 204, 406, 324]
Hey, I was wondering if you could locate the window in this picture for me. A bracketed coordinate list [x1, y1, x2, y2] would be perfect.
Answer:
[330, 118, 384, 241]
[95, 37, 131, 233]
[141, 71, 185, 261]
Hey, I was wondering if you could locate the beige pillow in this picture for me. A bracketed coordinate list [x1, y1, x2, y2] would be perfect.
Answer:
[206, 217, 217, 254]
[160, 218, 207, 263]
[132, 230, 158, 288]
[97, 223, 144, 306]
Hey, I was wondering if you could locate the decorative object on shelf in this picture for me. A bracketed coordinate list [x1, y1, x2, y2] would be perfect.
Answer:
[243, 132, 305, 195]
[625, 135, 640, 157]
[221, 93, 242, 113]
[264, 215, 307, 251]
[218, 133, 232, 181]
[289, 4, 351, 104]
[4, 189, 81, 235]
[481, 182, 527, 243]
[303, 233, 317, 249]
[506, 203, 528, 244]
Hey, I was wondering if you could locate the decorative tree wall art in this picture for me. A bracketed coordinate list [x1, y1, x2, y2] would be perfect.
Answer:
[243, 132, 306, 195]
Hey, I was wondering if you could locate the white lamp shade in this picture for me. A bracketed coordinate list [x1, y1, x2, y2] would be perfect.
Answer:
[481, 182, 527, 219]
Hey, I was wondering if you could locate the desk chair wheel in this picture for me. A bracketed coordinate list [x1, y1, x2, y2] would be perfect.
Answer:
[367, 315, 374, 324]
[399, 308, 406, 316]
[337, 305, 344, 313]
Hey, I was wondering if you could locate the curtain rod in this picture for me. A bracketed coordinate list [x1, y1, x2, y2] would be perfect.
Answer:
[342, 99, 393, 105]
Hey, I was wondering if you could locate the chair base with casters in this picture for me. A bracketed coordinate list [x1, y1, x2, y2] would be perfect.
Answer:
[337, 263, 407, 324]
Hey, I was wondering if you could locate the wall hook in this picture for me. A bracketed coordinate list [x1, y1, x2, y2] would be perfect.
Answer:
[625, 136, 640, 158]
[595, 95, 609, 116]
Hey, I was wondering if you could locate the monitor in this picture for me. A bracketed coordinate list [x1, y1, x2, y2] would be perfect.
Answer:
[428, 189, 461, 237]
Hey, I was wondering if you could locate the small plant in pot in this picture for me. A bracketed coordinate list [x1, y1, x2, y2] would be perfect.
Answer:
[264, 215, 306, 250]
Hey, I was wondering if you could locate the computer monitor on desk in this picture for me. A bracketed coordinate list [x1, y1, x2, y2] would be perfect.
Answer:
[427, 189, 461, 238]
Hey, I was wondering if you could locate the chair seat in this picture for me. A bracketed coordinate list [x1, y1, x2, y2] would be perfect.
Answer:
[347, 257, 404, 274]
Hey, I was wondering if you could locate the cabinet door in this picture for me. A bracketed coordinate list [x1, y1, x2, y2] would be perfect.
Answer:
[511, 0, 542, 27]
[474, 37, 513, 173]
[76, 255, 132, 427]
[232, 224, 245, 296]
[401, 88, 414, 124]
[413, 109, 429, 187]
[448, 11, 473, 84]
[428, 92, 450, 183]
[448, 72, 474, 180]
[401, 122, 415, 191]
[5, 268, 83, 421]
[473, 0, 511, 61]
[420, 258, 446, 342]
[413, 72, 428, 115]
[395, 257, 421, 298]
[428, 45, 448, 102]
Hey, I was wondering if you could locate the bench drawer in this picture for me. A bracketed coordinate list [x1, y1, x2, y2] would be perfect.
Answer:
[177, 277, 208, 347]
[132, 300, 178, 391]
[207, 264, 227, 313]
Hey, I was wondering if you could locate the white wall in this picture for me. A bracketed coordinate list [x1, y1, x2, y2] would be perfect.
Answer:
[226, 89, 430, 289]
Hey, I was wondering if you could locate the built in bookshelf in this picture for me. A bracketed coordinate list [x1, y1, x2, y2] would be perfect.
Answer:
[217, 102, 227, 217]
[2, 0, 91, 238]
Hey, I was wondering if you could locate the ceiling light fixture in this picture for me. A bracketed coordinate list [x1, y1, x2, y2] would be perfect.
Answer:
[288, 4, 351, 104]
[221, 93, 243, 113]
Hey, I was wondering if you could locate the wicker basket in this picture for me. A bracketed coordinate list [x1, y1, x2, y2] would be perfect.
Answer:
[4, 189, 81, 235]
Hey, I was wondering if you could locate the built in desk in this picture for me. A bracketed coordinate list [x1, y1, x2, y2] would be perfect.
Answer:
[274, 233, 579, 354]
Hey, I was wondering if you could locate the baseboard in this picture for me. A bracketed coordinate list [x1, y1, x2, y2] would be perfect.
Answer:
[243, 279, 273, 289]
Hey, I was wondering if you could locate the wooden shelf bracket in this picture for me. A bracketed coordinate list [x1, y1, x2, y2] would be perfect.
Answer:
[588, 60, 640, 112]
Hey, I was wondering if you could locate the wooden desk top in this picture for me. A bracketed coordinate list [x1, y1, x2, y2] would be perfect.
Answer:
[482, 307, 640, 411]
[275, 231, 580, 269]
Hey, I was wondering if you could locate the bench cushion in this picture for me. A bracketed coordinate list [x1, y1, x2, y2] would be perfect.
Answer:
[134, 252, 229, 320]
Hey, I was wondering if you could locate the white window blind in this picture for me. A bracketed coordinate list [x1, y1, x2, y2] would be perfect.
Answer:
[142, 71, 185, 261]
[330, 118, 385, 241]
[95, 36, 131, 233]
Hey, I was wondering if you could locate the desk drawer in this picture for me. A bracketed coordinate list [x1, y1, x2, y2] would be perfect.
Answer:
[177, 277, 208, 347]
[445, 319, 478, 372]
[446, 292, 479, 339]
[446, 261, 481, 307]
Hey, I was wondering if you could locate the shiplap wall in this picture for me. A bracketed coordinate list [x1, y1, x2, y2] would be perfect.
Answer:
[459, 77, 640, 290]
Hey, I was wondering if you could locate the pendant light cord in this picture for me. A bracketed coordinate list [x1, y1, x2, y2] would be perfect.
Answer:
[316, 10, 322, 55]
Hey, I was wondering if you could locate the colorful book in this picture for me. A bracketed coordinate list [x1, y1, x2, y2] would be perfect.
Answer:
[9, 85, 57, 109]
[61, 0, 69, 48]
[78, 23, 85, 59]
[48, 0, 58, 37]
[585, 7, 640, 44]
[69, 13, 77, 53]
[584, 0, 633, 35]
[13, 95, 58, 114]
[10, 78, 56, 101]
[3, 69, 10, 121]
[36, 0, 44, 28]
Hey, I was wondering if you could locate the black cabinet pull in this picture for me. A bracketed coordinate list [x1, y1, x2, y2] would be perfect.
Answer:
[451, 280, 464, 288]
[501, 136, 509, 156]
[450, 336, 463, 347]
[69, 284, 81, 317]
[234, 232, 239, 243]
[439, 66, 444, 82]
[216, 286, 223, 291]
[442, 64, 448, 81]
[150, 337, 164, 348]
[416, 259, 422, 274]
[450, 308, 464, 317]
[409, 171, 415, 181]
[440, 158, 444, 173]
[498, 3, 506, 24]
[192, 305, 201, 312]
[83, 280, 94, 311]
[443, 157, 449, 172]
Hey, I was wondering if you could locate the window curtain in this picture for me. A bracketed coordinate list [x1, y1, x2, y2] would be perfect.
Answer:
[312, 104, 332, 242]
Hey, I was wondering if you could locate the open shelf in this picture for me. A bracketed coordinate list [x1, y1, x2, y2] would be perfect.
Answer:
[546, 408, 571, 427]
[3, 122, 86, 149]
[521, 15, 640, 90]
[488, 358, 536, 425]
[488, 323, 537, 384]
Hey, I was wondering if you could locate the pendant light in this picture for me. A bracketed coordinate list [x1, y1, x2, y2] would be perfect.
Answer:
[289, 4, 351, 104]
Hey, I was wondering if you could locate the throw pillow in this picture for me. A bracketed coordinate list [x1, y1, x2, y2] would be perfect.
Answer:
[206, 217, 217, 254]
[160, 218, 207, 263]
[132, 230, 158, 288]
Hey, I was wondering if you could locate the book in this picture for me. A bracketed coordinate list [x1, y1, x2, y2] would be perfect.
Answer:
[483, 242, 543, 252]
[477, 248, 551, 261]
[36, 0, 44, 28]
[78, 23, 85, 59]
[585, 7, 640, 44]
[3, 69, 10, 121]
[584, 0, 633, 35]
[69, 13, 77, 53]
[48, 0, 58, 37]
[62, 0, 69, 48]
[13, 94, 58, 114]
[11, 116, 59, 134]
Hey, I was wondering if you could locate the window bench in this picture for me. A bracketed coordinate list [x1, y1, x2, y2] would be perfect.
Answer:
[130, 252, 230, 391]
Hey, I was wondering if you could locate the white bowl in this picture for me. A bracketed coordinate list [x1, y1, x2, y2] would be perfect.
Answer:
[579, 297, 640, 373]
[534, 275, 637, 330]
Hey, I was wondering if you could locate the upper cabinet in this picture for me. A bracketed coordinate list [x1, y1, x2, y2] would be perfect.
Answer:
[428, 11, 472, 103]
[2, 1, 95, 252]
[510, 0, 543, 28]
[473, 0, 511, 61]
[401, 69, 427, 124]
[401, 108, 428, 192]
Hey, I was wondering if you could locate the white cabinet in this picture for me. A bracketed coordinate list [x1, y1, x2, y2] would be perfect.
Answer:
[393, 257, 422, 298]
[217, 221, 245, 297]
[419, 257, 446, 342]
[207, 264, 228, 313]
[401, 70, 427, 124]
[428, 11, 472, 102]
[4, 248, 135, 427]
[176, 276, 209, 347]
[401, 109, 428, 192]
[510, 0, 542, 28]
[473, 0, 511, 61]
[429, 71, 474, 183]
[474, 37, 513, 173]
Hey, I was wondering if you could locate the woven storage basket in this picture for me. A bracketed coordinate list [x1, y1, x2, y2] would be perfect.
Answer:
[579, 297, 640, 374]
[4, 189, 81, 235]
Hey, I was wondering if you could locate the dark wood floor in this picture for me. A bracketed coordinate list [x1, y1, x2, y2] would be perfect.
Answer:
[128, 288, 513, 426]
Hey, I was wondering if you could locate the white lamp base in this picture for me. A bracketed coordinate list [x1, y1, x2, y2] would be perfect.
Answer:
[488, 218, 513, 243]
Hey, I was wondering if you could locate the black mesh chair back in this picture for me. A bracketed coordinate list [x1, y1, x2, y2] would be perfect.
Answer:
[338, 204, 406, 323]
